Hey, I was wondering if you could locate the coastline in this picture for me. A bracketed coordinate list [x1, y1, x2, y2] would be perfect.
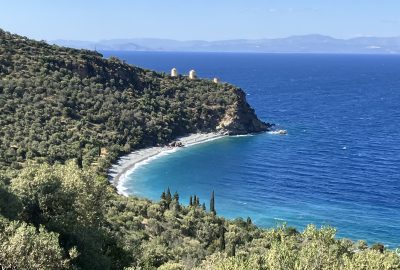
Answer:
[108, 132, 226, 196]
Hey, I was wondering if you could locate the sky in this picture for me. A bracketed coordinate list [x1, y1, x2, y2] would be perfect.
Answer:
[1, 0, 399, 41]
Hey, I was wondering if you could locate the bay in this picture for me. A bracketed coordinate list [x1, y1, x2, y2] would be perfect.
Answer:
[103, 51, 400, 247]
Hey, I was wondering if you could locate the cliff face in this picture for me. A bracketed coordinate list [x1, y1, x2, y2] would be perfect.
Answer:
[217, 88, 271, 135]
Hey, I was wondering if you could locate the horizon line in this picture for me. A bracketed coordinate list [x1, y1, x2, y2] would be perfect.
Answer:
[50, 34, 400, 43]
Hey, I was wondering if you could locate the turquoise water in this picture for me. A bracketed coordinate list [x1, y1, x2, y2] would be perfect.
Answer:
[103, 52, 400, 247]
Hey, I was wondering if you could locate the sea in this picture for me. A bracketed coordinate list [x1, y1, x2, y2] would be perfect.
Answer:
[102, 51, 400, 248]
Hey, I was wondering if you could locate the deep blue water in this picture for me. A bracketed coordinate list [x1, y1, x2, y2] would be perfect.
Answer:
[103, 51, 400, 247]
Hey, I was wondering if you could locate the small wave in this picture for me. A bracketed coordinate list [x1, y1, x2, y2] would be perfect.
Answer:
[268, 129, 288, 135]
[232, 134, 254, 137]
[183, 135, 226, 147]
[117, 183, 130, 196]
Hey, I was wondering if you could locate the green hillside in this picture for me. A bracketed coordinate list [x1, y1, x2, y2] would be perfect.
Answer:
[0, 29, 399, 270]
[0, 28, 268, 175]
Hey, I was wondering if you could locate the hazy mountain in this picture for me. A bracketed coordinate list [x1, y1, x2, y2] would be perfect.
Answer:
[52, 34, 400, 54]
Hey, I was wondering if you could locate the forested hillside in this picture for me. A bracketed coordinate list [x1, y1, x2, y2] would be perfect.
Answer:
[0, 29, 399, 270]
[0, 28, 268, 175]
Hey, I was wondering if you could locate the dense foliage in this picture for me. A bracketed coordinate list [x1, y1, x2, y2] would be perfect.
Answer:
[1, 29, 399, 269]
[1, 163, 399, 270]
[0, 28, 249, 175]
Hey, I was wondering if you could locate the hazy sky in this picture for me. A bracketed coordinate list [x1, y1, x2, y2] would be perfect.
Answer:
[1, 0, 399, 41]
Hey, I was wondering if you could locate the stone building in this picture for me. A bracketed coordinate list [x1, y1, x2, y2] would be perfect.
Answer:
[171, 68, 178, 77]
[189, 69, 197, 80]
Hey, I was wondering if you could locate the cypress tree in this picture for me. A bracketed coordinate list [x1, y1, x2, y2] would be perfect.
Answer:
[166, 187, 172, 204]
[210, 190, 216, 214]
[196, 196, 200, 206]
[172, 191, 180, 212]
[189, 196, 193, 206]
[193, 195, 197, 206]
[219, 227, 226, 251]
[77, 149, 83, 169]
[202, 202, 206, 211]
[246, 217, 252, 226]
[161, 191, 166, 200]
[229, 243, 236, 257]
[77, 140, 84, 169]
[173, 191, 179, 202]
[160, 190, 168, 210]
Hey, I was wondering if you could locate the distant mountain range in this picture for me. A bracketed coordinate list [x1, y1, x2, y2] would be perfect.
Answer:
[51, 35, 400, 54]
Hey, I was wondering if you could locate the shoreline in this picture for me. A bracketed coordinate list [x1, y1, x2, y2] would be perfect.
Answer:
[108, 132, 226, 196]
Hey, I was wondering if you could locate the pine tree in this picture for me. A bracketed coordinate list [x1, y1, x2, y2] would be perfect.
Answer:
[210, 190, 216, 214]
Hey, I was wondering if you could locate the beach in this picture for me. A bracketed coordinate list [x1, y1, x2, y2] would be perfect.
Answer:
[108, 132, 226, 195]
